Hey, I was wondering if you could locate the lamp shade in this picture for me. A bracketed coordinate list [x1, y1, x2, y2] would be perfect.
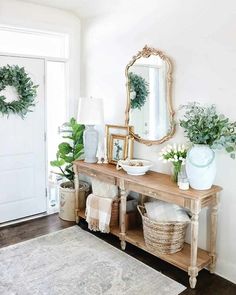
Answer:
[77, 97, 104, 125]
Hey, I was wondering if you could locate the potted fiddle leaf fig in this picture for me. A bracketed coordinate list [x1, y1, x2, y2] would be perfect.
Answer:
[50, 117, 89, 221]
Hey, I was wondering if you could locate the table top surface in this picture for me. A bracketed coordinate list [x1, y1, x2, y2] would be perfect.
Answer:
[74, 160, 222, 200]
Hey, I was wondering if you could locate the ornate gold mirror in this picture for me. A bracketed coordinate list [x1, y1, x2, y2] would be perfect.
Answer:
[125, 45, 175, 145]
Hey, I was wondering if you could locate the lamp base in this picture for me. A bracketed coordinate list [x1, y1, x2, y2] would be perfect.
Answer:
[83, 125, 98, 164]
[84, 157, 97, 163]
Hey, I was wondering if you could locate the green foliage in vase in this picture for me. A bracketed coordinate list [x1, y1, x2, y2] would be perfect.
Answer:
[50, 118, 85, 187]
[180, 102, 236, 158]
[128, 72, 149, 110]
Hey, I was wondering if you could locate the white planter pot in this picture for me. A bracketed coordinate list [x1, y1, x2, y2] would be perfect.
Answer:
[186, 144, 216, 190]
[59, 181, 89, 221]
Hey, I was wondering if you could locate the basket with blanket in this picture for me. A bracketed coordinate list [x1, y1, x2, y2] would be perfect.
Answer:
[85, 179, 119, 233]
[138, 200, 190, 254]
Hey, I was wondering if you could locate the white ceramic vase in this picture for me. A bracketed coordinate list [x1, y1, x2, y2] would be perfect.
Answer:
[186, 144, 216, 190]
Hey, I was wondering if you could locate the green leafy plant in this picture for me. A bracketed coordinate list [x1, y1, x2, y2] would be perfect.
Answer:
[0, 65, 38, 118]
[128, 72, 149, 110]
[180, 102, 236, 158]
[50, 118, 85, 187]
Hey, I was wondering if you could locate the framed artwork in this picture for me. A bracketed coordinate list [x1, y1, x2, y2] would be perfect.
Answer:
[109, 134, 128, 164]
[105, 124, 131, 137]
[105, 124, 134, 164]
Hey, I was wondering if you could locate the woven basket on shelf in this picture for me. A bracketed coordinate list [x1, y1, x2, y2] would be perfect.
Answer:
[110, 199, 119, 227]
[137, 205, 189, 254]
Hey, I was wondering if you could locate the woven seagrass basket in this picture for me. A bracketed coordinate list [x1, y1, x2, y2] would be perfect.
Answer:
[110, 199, 119, 227]
[137, 205, 189, 254]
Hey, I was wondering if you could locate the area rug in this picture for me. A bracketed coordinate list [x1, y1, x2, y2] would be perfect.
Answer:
[0, 226, 186, 295]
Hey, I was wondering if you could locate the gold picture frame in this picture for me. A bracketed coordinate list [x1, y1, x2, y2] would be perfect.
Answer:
[105, 124, 134, 164]
[109, 134, 129, 165]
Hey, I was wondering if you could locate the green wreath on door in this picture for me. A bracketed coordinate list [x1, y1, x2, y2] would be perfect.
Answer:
[128, 72, 149, 110]
[0, 65, 38, 119]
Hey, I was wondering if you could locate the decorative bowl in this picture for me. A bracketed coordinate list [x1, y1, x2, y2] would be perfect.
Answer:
[116, 159, 153, 176]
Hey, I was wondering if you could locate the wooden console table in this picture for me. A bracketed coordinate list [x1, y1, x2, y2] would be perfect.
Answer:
[73, 160, 222, 289]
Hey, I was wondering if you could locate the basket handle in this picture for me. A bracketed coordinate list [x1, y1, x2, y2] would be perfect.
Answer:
[137, 205, 145, 217]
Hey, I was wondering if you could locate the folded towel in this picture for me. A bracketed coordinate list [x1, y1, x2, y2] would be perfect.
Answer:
[85, 194, 113, 233]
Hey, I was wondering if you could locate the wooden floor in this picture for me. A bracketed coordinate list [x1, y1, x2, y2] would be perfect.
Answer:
[0, 214, 235, 295]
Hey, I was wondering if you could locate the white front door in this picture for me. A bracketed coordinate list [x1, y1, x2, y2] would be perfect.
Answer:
[0, 55, 47, 223]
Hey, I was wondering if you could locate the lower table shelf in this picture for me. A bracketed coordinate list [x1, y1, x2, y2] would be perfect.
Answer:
[78, 209, 211, 273]
[110, 226, 211, 272]
[78, 209, 86, 219]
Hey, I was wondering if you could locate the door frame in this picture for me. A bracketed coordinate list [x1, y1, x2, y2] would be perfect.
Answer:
[0, 51, 69, 220]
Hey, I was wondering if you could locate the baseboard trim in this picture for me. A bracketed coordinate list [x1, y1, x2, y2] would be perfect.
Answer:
[215, 258, 236, 284]
[0, 211, 57, 228]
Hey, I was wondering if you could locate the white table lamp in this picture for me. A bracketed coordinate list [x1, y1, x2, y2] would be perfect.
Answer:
[77, 97, 104, 163]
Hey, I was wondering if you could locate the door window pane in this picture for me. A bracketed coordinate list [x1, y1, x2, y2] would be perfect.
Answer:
[46, 61, 67, 212]
[0, 27, 68, 58]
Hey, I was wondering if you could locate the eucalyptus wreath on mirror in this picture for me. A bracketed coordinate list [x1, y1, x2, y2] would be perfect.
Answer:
[0, 65, 38, 119]
[128, 72, 149, 110]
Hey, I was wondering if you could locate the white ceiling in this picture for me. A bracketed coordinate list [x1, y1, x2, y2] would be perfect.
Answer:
[21, 0, 124, 19]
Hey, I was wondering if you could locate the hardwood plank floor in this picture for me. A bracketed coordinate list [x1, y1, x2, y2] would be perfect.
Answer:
[0, 214, 235, 295]
[0, 214, 74, 249]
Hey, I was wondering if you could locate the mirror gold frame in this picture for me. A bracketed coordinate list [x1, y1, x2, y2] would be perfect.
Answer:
[125, 45, 175, 146]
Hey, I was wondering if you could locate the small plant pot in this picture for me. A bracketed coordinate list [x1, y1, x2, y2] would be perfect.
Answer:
[59, 181, 90, 221]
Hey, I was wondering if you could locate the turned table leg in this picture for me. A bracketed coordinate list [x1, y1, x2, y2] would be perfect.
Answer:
[209, 194, 219, 273]
[119, 180, 128, 250]
[188, 201, 200, 289]
[73, 164, 80, 224]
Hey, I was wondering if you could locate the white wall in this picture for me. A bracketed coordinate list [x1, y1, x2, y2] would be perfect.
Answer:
[81, 0, 236, 283]
[0, 0, 81, 117]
